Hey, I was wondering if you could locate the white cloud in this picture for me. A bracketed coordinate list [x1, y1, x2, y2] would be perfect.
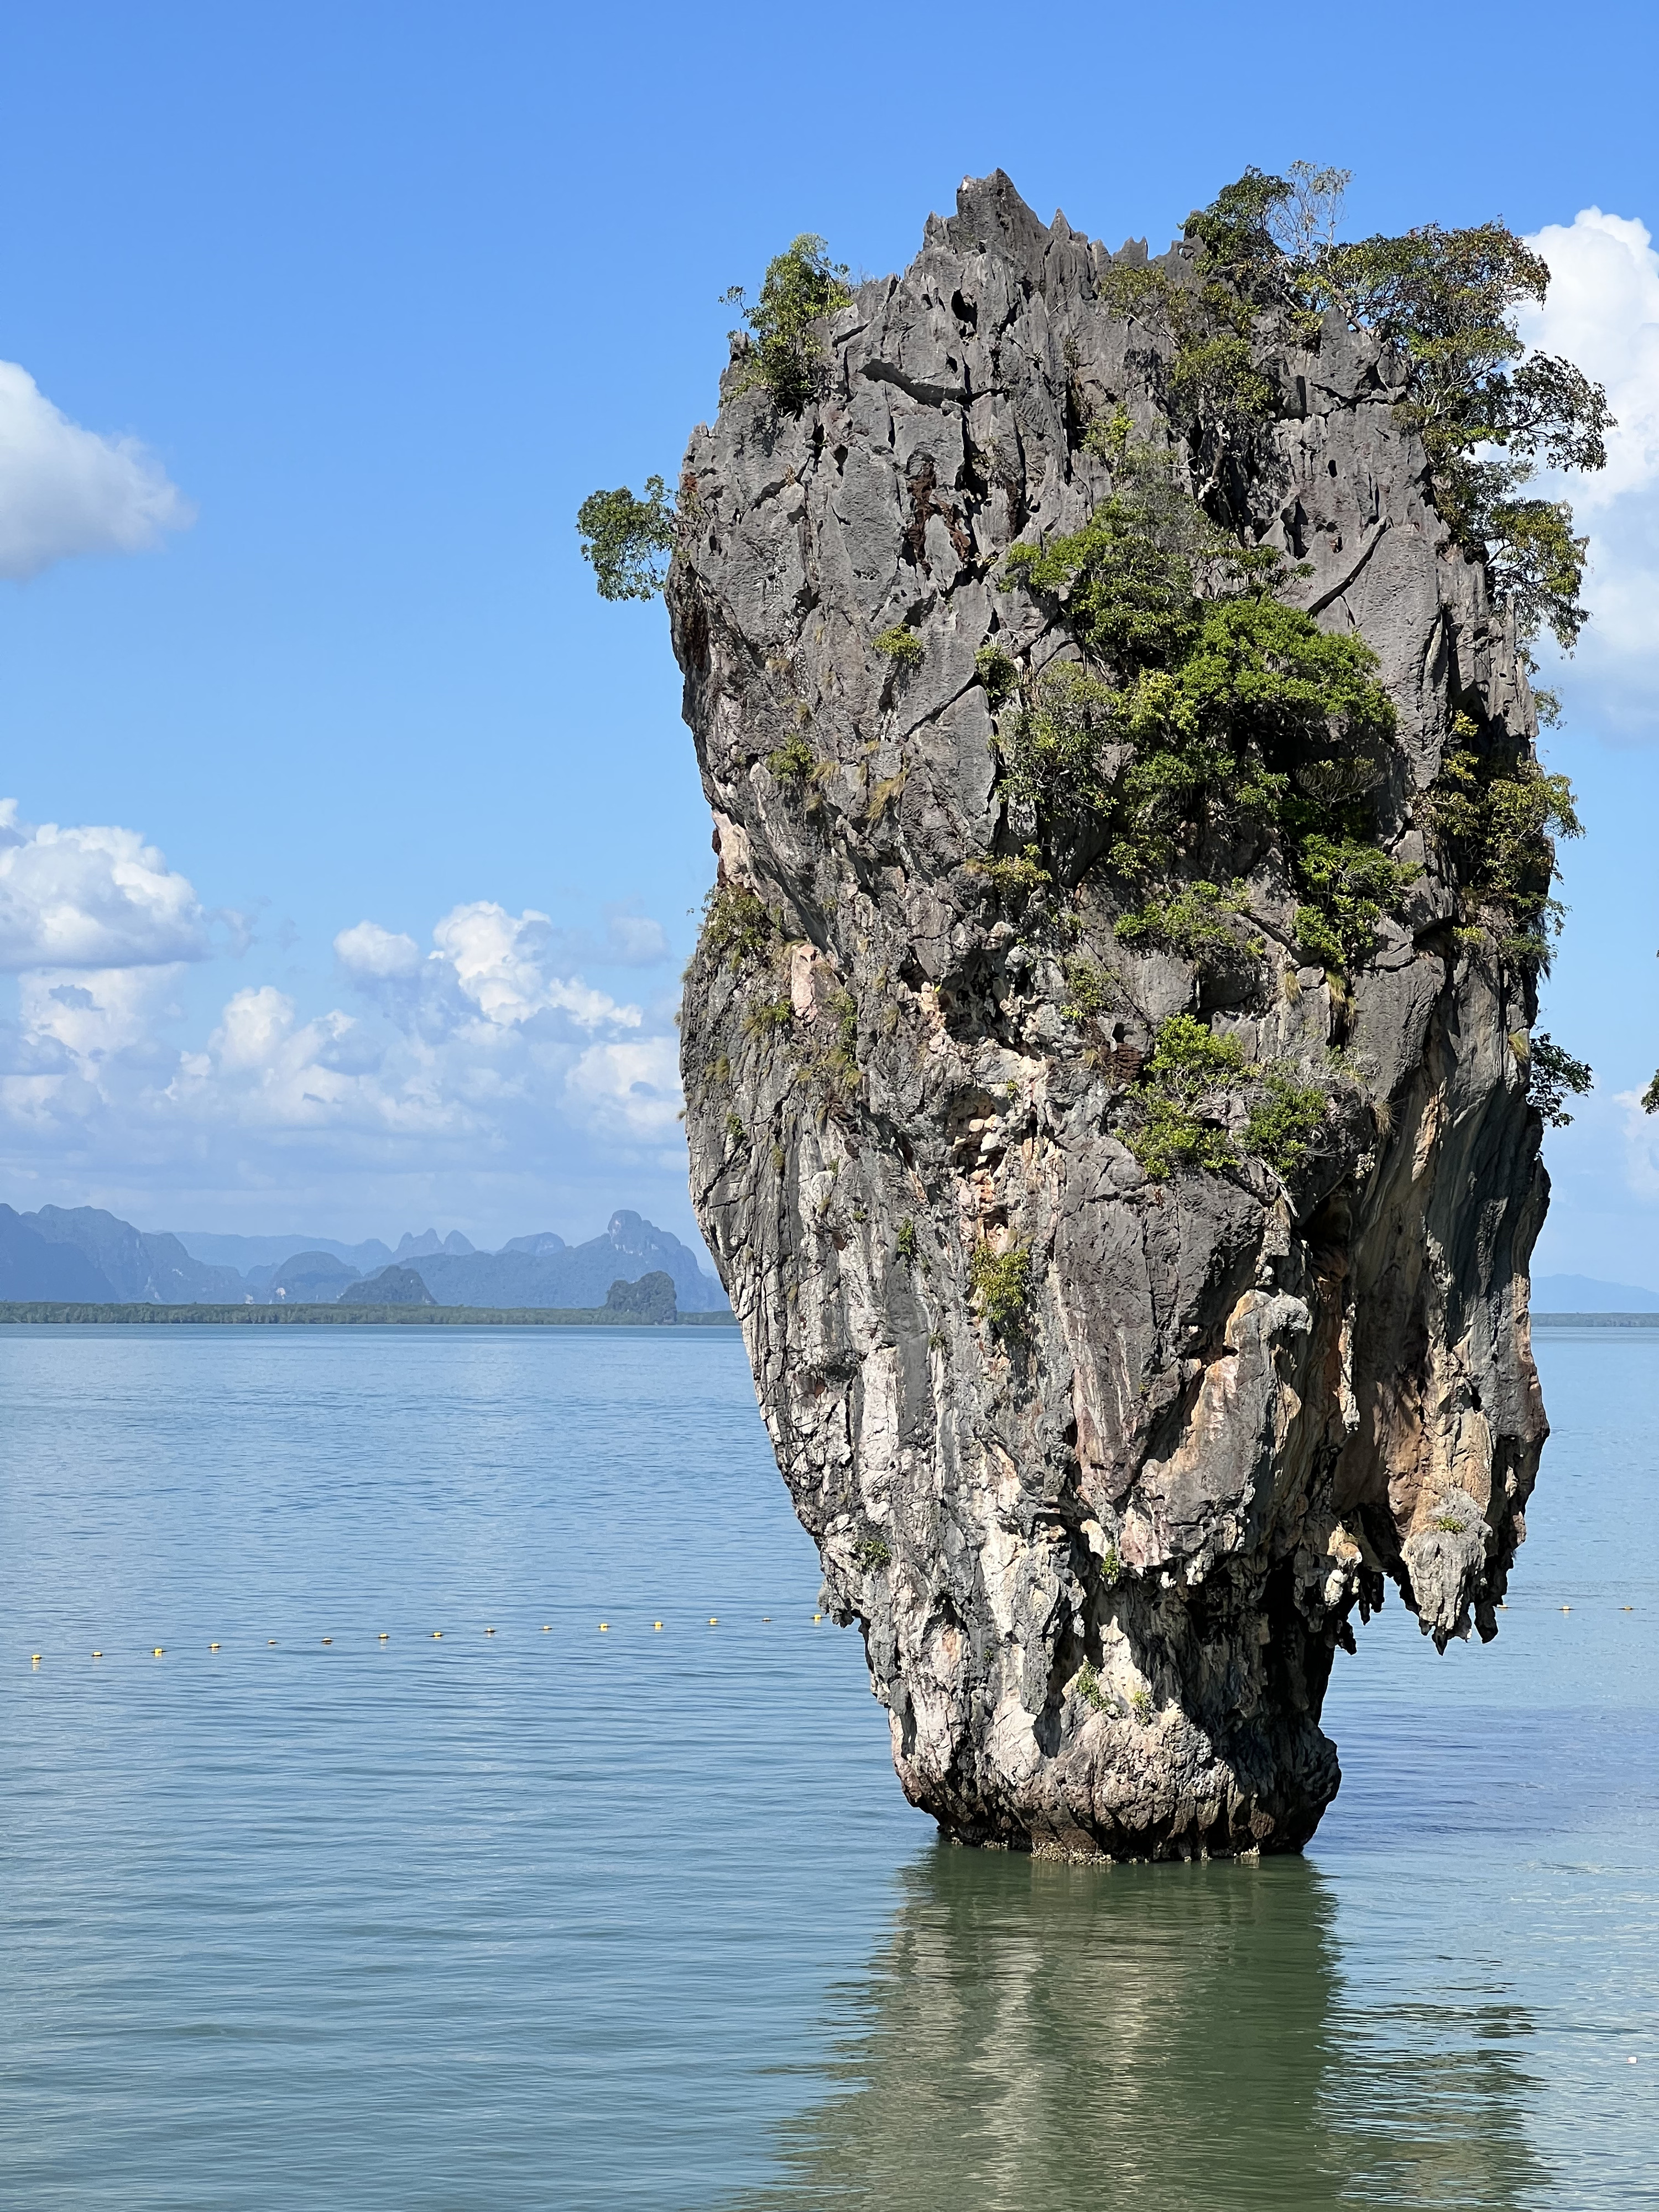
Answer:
[432, 901, 639, 1031]
[565, 1037, 685, 1141]
[334, 919, 421, 980]
[1613, 1087, 1659, 1199]
[0, 890, 688, 1227]
[1520, 210, 1659, 733]
[0, 360, 192, 581]
[0, 801, 209, 971]
[598, 909, 671, 966]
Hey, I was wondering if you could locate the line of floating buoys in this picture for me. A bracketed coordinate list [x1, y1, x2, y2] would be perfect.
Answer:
[28, 1611, 842, 1663]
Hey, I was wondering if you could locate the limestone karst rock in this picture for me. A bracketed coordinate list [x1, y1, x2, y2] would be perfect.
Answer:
[671, 173, 1552, 1858]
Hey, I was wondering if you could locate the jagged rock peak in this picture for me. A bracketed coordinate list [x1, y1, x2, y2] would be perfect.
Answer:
[671, 173, 1551, 1860]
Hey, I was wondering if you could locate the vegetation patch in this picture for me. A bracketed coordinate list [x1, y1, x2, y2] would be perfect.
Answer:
[1526, 1034, 1592, 1127]
[700, 884, 775, 969]
[1094, 163, 1610, 652]
[967, 845, 1052, 905]
[1243, 1068, 1330, 1178]
[766, 732, 818, 782]
[974, 643, 1019, 708]
[1125, 1015, 1247, 1176]
[723, 234, 852, 413]
[742, 994, 794, 1039]
[575, 476, 676, 601]
[1060, 954, 1117, 1021]
[998, 470, 1410, 972]
[969, 1243, 1031, 1334]
[873, 623, 924, 668]
[1125, 1014, 1330, 1184]
[1425, 714, 1582, 973]
[1115, 879, 1257, 966]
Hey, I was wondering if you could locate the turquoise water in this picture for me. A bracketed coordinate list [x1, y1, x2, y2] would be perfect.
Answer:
[2, 1324, 1655, 2208]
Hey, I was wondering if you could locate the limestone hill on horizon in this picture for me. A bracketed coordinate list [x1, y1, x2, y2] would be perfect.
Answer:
[0, 1203, 728, 1311]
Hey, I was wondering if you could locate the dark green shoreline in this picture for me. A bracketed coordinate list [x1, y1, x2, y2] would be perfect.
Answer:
[0, 1301, 738, 1328]
[1531, 1312, 1659, 1328]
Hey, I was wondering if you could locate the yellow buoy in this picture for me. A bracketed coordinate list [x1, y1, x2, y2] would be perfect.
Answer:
[813, 1613, 822, 1623]
[709, 1617, 718, 1627]
[91, 1650, 102, 1659]
[30, 1653, 41, 1664]
[541, 1624, 551, 1632]
[210, 1642, 220, 1652]
[654, 1621, 663, 1631]
[432, 1631, 443, 1639]
[153, 1647, 164, 1657]
[322, 1637, 333, 1646]
[485, 1626, 496, 1635]
[599, 1622, 609, 1631]
[378, 1632, 389, 1641]
[1623, 1606, 1635, 1613]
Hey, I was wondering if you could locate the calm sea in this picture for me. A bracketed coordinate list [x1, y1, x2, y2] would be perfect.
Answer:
[2, 1323, 1655, 2209]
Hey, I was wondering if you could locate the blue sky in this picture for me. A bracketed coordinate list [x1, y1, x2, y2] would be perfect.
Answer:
[1, 0, 1656, 1268]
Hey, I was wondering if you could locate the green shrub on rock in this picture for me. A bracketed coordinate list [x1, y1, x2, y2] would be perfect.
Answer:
[1526, 1034, 1592, 1126]
[700, 884, 774, 969]
[1126, 1015, 1329, 1184]
[1243, 1069, 1329, 1177]
[873, 623, 924, 668]
[969, 1244, 1031, 1333]
[974, 644, 1019, 708]
[723, 235, 852, 413]
[575, 477, 676, 601]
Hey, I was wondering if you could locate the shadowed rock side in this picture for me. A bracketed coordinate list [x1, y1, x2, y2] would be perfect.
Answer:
[672, 174, 1550, 1859]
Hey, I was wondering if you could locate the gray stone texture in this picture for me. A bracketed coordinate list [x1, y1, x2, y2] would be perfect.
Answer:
[671, 173, 1550, 1859]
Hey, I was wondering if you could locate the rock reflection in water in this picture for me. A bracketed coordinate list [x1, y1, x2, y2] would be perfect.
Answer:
[733, 1845, 1548, 2212]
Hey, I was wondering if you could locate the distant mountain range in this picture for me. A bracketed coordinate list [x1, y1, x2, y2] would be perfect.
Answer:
[1531, 1274, 1659, 1313]
[0, 1204, 727, 1311]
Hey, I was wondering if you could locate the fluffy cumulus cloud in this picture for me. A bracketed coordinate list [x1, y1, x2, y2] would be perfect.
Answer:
[0, 361, 192, 581]
[0, 801, 210, 971]
[1519, 211, 1659, 734]
[0, 845, 688, 1228]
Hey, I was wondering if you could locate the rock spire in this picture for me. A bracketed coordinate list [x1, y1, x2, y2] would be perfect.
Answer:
[671, 173, 1551, 1857]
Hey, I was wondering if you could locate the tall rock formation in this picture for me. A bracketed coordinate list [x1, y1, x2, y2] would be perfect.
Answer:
[671, 174, 1551, 1858]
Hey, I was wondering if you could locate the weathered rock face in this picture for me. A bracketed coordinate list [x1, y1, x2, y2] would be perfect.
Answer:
[671, 173, 1550, 1859]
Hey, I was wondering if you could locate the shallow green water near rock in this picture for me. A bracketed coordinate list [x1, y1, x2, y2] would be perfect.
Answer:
[2, 1324, 1654, 2206]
